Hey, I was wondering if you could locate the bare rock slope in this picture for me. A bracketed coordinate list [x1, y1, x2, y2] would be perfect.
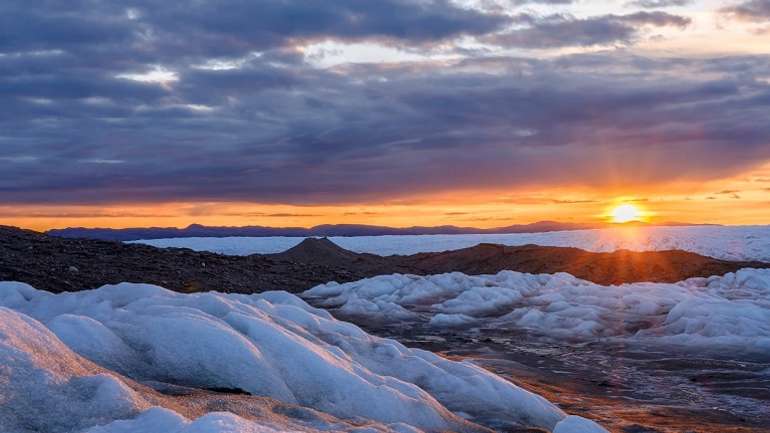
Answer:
[1, 226, 767, 294]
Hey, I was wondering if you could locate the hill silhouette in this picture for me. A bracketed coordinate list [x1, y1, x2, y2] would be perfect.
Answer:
[46, 220, 713, 241]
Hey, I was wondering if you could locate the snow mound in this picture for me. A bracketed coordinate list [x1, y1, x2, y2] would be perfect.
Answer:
[304, 269, 770, 352]
[83, 406, 415, 433]
[553, 416, 607, 433]
[131, 225, 770, 262]
[0, 310, 434, 433]
[0, 307, 152, 432]
[83, 408, 284, 433]
[0, 282, 597, 432]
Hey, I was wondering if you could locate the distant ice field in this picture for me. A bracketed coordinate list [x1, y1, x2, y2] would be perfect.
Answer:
[130, 225, 770, 262]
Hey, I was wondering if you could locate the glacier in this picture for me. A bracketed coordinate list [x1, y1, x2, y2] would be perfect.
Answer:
[304, 268, 770, 353]
[0, 282, 606, 433]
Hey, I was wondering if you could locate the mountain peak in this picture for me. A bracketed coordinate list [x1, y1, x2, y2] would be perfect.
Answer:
[274, 237, 362, 265]
[290, 237, 346, 252]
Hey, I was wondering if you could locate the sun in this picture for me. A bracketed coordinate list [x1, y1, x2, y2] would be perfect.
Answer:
[611, 204, 642, 223]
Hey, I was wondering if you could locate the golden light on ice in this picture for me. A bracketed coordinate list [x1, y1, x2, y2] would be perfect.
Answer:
[611, 204, 642, 223]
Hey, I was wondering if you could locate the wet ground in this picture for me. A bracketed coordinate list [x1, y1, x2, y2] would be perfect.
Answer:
[355, 321, 770, 433]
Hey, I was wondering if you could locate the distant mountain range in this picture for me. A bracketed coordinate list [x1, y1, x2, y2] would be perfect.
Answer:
[46, 220, 713, 242]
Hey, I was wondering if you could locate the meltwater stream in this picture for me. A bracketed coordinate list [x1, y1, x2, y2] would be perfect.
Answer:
[354, 322, 770, 433]
[302, 268, 770, 431]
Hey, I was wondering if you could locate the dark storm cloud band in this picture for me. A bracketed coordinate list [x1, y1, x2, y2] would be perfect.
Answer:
[3, 51, 770, 204]
[626, 0, 693, 8]
[721, 0, 770, 22]
[0, 1, 769, 205]
[493, 11, 691, 48]
[0, 0, 509, 58]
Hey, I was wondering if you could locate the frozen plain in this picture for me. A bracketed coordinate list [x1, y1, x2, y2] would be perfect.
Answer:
[130, 225, 770, 262]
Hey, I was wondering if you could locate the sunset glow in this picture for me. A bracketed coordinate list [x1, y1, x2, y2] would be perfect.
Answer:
[4, 160, 770, 231]
[611, 204, 642, 224]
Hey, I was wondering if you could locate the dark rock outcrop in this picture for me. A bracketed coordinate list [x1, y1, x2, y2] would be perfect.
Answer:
[1, 226, 766, 294]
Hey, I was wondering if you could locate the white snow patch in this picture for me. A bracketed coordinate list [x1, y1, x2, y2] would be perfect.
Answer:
[0, 282, 599, 432]
[304, 269, 770, 352]
[129, 225, 770, 262]
[553, 416, 607, 433]
[83, 408, 295, 433]
[0, 307, 151, 433]
[429, 314, 478, 328]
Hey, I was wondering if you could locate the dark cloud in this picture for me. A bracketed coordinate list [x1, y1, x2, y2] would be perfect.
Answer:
[0, 209, 176, 218]
[625, 0, 693, 8]
[721, 0, 770, 22]
[476, 0, 573, 14]
[217, 211, 323, 217]
[0, 1, 769, 206]
[0, 0, 508, 63]
[710, 190, 742, 199]
[464, 216, 516, 222]
[265, 213, 322, 218]
[491, 11, 690, 48]
[2, 51, 770, 204]
[0, 3, 135, 53]
[509, 0, 574, 4]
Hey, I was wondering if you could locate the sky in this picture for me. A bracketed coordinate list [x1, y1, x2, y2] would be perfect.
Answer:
[1, 0, 770, 230]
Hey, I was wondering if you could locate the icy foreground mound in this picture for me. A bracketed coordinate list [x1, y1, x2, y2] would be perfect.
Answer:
[0, 307, 438, 433]
[0, 282, 606, 433]
[133, 225, 770, 262]
[0, 307, 152, 432]
[305, 269, 770, 352]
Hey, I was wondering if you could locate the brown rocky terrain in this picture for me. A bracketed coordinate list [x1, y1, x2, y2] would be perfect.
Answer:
[1, 225, 767, 294]
[402, 243, 764, 285]
[0, 226, 375, 294]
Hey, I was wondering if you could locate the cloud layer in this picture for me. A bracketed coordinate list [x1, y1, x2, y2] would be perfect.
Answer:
[494, 11, 690, 47]
[0, 0, 769, 205]
[721, 0, 770, 22]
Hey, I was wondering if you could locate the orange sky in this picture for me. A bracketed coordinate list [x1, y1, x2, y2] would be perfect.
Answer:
[4, 163, 769, 231]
